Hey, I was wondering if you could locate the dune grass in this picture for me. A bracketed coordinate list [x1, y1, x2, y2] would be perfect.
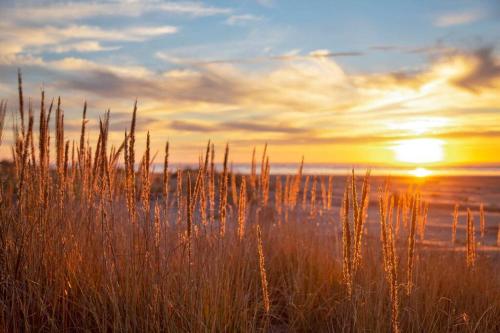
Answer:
[0, 75, 499, 332]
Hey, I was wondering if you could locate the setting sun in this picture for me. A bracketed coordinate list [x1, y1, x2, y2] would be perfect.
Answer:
[392, 138, 444, 164]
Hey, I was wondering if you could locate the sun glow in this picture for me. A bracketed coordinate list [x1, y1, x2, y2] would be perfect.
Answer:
[410, 167, 432, 177]
[393, 138, 444, 164]
[388, 118, 448, 135]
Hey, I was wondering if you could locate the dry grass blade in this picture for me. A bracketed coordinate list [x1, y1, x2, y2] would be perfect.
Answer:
[256, 224, 270, 315]
[466, 208, 476, 269]
[219, 143, 229, 236]
[407, 193, 418, 295]
[479, 203, 485, 238]
[452, 203, 459, 245]
[353, 170, 370, 272]
[341, 179, 352, 297]
[379, 189, 400, 333]
[237, 176, 247, 240]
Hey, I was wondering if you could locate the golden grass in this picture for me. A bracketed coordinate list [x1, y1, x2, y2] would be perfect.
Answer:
[466, 208, 477, 269]
[379, 190, 399, 333]
[0, 77, 499, 332]
[256, 224, 270, 315]
[480, 203, 486, 238]
[452, 203, 459, 245]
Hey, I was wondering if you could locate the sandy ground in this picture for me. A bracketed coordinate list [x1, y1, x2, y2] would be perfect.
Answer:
[272, 175, 500, 252]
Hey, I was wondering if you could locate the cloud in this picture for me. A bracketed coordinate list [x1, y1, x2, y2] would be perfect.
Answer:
[58, 55, 359, 114]
[434, 10, 484, 27]
[51, 41, 121, 54]
[170, 120, 213, 132]
[224, 125, 500, 148]
[63, 111, 161, 134]
[124, 26, 179, 38]
[0, 1, 232, 23]
[450, 47, 500, 92]
[43, 46, 500, 118]
[226, 133, 402, 147]
[0, 53, 44, 66]
[57, 68, 159, 99]
[50, 57, 154, 78]
[3, 45, 500, 163]
[352, 46, 500, 98]
[225, 14, 262, 26]
[109, 116, 160, 133]
[220, 121, 309, 134]
[155, 48, 362, 66]
[432, 130, 500, 140]
[0, 1, 204, 58]
[308, 49, 363, 58]
[369, 44, 452, 56]
[0, 23, 178, 56]
[168, 120, 311, 134]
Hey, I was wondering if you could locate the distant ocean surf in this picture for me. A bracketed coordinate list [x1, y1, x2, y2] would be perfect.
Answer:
[159, 163, 500, 176]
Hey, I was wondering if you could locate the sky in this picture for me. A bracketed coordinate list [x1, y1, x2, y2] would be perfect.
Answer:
[0, 0, 500, 168]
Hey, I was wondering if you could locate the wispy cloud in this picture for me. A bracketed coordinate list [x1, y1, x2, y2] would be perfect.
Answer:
[0, 23, 178, 56]
[434, 10, 484, 27]
[220, 120, 309, 134]
[225, 14, 262, 26]
[169, 119, 311, 134]
[155, 48, 362, 66]
[308, 49, 364, 58]
[170, 120, 213, 132]
[0, 1, 229, 59]
[0, 1, 232, 23]
[51, 41, 121, 54]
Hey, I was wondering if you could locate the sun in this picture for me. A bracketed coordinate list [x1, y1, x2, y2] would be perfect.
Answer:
[392, 138, 444, 164]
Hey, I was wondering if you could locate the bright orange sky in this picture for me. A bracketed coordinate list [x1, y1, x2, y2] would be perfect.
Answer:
[0, 1, 499, 167]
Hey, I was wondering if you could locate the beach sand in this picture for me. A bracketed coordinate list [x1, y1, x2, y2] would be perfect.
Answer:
[267, 175, 500, 252]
